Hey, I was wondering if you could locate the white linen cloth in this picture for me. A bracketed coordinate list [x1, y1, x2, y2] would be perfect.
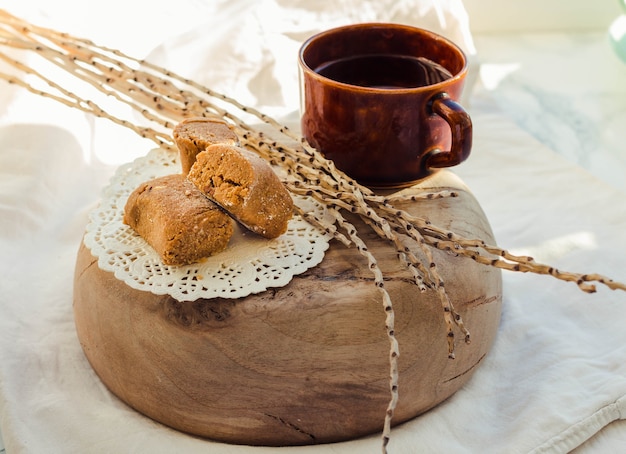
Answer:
[1, 1, 625, 453]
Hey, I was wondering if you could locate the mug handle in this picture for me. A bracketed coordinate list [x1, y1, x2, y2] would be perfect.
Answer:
[425, 93, 472, 169]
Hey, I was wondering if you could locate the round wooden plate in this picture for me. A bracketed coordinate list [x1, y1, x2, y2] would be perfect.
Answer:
[73, 169, 502, 446]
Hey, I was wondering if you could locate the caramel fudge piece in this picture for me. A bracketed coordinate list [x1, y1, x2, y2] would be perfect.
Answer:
[173, 117, 239, 174]
[123, 174, 234, 265]
[187, 144, 293, 239]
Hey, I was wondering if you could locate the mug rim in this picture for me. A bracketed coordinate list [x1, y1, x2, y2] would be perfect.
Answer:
[298, 22, 468, 94]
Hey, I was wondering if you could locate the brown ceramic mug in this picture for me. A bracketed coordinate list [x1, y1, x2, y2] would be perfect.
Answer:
[298, 23, 472, 188]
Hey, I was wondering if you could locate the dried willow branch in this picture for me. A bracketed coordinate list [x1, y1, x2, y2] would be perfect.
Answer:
[1, 9, 625, 453]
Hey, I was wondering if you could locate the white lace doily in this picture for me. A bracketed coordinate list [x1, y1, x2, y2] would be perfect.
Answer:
[84, 148, 332, 301]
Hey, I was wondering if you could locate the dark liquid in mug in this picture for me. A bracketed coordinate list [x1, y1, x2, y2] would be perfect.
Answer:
[315, 54, 453, 89]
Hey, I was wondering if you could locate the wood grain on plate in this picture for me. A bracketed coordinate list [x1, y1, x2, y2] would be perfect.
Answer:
[73, 169, 502, 446]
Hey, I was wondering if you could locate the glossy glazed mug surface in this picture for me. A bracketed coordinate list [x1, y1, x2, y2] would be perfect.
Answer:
[298, 23, 472, 188]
